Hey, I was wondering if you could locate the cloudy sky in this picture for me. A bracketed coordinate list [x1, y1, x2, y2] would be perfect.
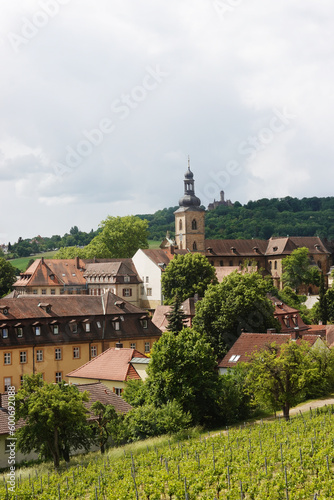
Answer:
[1, 0, 334, 244]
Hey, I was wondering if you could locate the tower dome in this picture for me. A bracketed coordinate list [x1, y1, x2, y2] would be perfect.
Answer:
[178, 157, 201, 207]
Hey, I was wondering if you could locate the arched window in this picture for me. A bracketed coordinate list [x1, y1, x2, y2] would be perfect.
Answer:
[179, 220, 182, 230]
[192, 219, 197, 230]
[274, 261, 277, 270]
[193, 241, 197, 251]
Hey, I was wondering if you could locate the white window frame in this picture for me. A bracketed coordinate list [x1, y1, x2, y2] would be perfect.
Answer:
[55, 348, 62, 360]
[36, 349, 43, 362]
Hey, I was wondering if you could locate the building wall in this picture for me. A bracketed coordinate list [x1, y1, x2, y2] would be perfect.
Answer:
[87, 283, 140, 307]
[0, 337, 156, 391]
[68, 377, 127, 393]
[132, 250, 163, 309]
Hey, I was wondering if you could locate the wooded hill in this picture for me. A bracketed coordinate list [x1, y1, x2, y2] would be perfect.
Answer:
[137, 196, 334, 241]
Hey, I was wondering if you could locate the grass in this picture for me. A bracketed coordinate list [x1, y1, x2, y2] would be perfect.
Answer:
[7, 251, 57, 272]
[148, 240, 161, 249]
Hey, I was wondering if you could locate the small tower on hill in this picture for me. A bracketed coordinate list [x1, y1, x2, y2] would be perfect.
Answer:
[174, 158, 205, 253]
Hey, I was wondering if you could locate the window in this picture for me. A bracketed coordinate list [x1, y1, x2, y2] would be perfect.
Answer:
[145, 276, 149, 283]
[144, 342, 150, 353]
[192, 241, 197, 251]
[42, 289, 46, 295]
[33, 290, 38, 294]
[71, 323, 78, 333]
[16, 327, 23, 338]
[192, 219, 197, 230]
[114, 387, 122, 396]
[55, 372, 62, 383]
[141, 319, 148, 329]
[124, 276, 130, 283]
[20, 375, 24, 385]
[283, 316, 290, 328]
[147, 288, 152, 296]
[141, 286, 145, 295]
[73, 347, 80, 359]
[35, 326, 41, 336]
[113, 321, 120, 331]
[229, 355, 240, 363]
[36, 349, 43, 362]
[4, 377, 11, 392]
[91, 345, 97, 358]
[220, 260, 224, 266]
[179, 220, 182, 230]
[2, 329, 8, 339]
[53, 324, 59, 335]
[97, 321, 101, 328]
[85, 322, 91, 332]
[123, 288, 132, 297]
[274, 261, 277, 270]
[229, 260, 233, 266]
[130, 343, 136, 349]
[20, 351, 27, 364]
[4, 352, 11, 365]
[51, 289, 56, 295]
[55, 348, 62, 360]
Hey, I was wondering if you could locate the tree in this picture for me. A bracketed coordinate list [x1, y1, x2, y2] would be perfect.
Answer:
[161, 252, 218, 304]
[282, 247, 320, 292]
[55, 215, 149, 259]
[0, 258, 17, 297]
[244, 341, 320, 420]
[166, 295, 187, 333]
[15, 374, 92, 468]
[145, 328, 222, 425]
[90, 402, 125, 453]
[193, 271, 279, 358]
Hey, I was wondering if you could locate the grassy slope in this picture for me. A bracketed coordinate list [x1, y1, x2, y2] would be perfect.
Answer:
[7, 251, 57, 272]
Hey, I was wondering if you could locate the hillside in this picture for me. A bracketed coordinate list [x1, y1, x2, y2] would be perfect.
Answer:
[2, 403, 334, 499]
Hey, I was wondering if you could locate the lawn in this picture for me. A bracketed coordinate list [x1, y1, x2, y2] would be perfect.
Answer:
[7, 251, 58, 272]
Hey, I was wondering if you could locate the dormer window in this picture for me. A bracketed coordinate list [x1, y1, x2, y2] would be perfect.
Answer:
[273, 246, 278, 252]
[230, 247, 237, 254]
[113, 321, 120, 331]
[140, 316, 148, 329]
[124, 276, 130, 283]
[34, 326, 41, 336]
[2, 328, 8, 339]
[0, 306, 9, 315]
[49, 274, 55, 280]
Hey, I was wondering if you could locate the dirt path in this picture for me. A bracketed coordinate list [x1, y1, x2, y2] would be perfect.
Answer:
[277, 397, 334, 417]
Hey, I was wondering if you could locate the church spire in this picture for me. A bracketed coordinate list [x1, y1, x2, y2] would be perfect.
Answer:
[179, 158, 200, 207]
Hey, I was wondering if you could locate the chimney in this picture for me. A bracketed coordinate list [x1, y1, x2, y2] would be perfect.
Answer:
[290, 329, 299, 340]
[115, 342, 123, 349]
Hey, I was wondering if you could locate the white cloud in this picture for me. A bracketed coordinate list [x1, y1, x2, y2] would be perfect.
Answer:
[0, 0, 334, 242]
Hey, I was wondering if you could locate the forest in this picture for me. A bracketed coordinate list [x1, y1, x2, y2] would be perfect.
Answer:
[6, 195, 334, 257]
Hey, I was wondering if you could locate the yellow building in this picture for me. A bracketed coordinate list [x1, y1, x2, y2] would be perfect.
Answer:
[0, 292, 161, 391]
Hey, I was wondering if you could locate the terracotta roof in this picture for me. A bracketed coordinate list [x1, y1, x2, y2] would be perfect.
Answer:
[152, 297, 198, 332]
[218, 332, 323, 369]
[67, 348, 148, 382]
[84, 262, 142, 283]
[141, 249, 173, 267]
[266, 236, 331, 256]
[14, 258, 87, 288]
[76, 382, 132, 415]
[205, 239, 267, 257]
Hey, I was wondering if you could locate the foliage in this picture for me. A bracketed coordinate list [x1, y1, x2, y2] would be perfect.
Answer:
[122, 379, 148, 408]
[90, 402, 126, 453]
[244, 341, 322, 419]
[145, 328, 221, 425]
[282, 247, 320, 292]
[161, 252, 218, 304]
[318, 272, 328, 324]
[326, 288, 334, 323]
[193, 271, 280, 358]
[124, 401, 192, 441]
[0, 257, 17, 297]
[219, 363, 256, 424]
[15, 374, 92, 468]
[55, 215, 149, 259]
[166, 294, 187, 333]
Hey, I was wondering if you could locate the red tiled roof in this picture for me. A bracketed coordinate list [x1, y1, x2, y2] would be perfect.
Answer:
[205, 239, 267, 257]
[152, 297, 197, 332]
[141, 249, 173, 267]
[218, 332, 323, 369]
[266, 236, 331, 256]
[67, 348, 147, 382]
[14, 258, 87, 288]
[76, 382, 132, 415]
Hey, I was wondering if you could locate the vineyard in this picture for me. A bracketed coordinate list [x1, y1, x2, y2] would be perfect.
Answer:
[2, 406, 334, 499]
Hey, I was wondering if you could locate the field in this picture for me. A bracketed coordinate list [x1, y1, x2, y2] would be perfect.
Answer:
[7, 251, 58, 272]
[2, 406, 334, 499]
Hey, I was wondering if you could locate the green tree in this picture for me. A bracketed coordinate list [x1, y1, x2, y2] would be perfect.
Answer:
[122, 379, 148, 408]
[145, 328, 221, 425]
[318, 272, 328, 325]
[193, 271, 279, 358]
[0, 258, 17, 297]
[90, 402, 125, 453]
[15, 374, 92, 468]
[244, 341, 320, 420]
[161, 253, 218, 304]
[282, 247, 320, 292]
[166, 295, 187, 333]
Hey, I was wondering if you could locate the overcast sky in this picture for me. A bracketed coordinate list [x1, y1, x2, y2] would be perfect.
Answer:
[1, 1, 334, 244]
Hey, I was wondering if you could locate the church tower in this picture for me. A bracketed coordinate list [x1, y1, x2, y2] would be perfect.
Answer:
[174, 159, 205, 253]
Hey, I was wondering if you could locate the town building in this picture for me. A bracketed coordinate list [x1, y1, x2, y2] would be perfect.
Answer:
[67, 347, 149, 393]
[152, 296, 199, 332]
[0, 292, 161, 391]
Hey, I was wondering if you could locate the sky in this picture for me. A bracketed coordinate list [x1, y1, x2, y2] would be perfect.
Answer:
[1, 0, 334, 244]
